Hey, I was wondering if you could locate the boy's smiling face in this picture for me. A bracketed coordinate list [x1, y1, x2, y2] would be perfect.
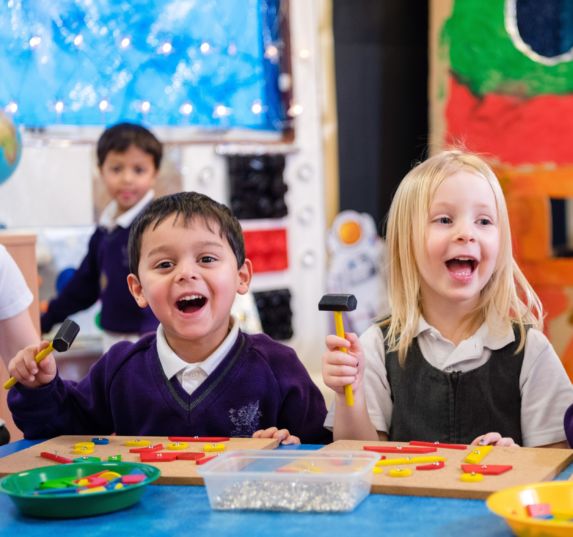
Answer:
[100, 144, 157, 215]
[127, 214, 252, 362]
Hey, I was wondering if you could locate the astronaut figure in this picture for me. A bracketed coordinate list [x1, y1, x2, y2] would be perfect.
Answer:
[326, 210, 389, 335]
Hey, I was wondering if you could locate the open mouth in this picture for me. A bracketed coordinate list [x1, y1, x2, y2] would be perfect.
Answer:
[445, 257, 477, 278]
[176, 294, 207, 313]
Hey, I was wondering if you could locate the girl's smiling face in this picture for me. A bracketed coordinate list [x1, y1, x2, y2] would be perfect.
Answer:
[127, 214, 252, 362]
[416, 169, 500, 318]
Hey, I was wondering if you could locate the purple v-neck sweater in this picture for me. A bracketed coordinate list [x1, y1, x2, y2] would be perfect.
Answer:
[8, 331, 332, 444]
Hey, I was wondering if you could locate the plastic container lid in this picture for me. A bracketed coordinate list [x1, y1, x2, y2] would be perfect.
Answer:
[198, 449, 379, 512]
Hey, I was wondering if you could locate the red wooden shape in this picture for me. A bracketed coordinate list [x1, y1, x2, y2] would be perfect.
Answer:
[139, 452, 178, 462]
[121, 474, 147, 485]
[363, 446, 437, 454]
[167, 436, 230, 442]
[196, 455, 218, 465]
[175, 452, 206, 461]
[416, 461, 445, 471]
[409, 440, 467, 450]
[461, 464, 513, 476]
[82, 477, 108, 488]
[40, 451, 73, 464]
[129, 444, 164, 453]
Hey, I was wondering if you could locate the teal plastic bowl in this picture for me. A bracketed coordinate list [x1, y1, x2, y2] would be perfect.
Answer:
[0, 461, 160, 518]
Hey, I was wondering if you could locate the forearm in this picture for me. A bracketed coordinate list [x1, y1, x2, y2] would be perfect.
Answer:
[8, 374, 108, 439]
[8, 380, 68, 439]
[332, 390, 379, 441]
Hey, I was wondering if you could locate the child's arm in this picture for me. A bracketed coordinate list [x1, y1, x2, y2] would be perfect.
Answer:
[469, 434, 567, 447]
[7, 341, 56, 388]
[322, 332, 379, 441]
[470, 432, 518, 447]
[252, 427, 300, 445]
[41, 231, 103, 333]
[6, 341, 127, 439]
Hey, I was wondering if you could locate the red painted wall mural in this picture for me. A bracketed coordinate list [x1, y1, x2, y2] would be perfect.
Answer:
[435, 0, 573, 378]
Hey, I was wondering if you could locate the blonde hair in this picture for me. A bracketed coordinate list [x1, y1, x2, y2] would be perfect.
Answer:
[384, 149, 543, 363]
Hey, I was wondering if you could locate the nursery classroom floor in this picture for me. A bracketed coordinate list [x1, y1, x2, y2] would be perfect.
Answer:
[1, 439, 572, 537]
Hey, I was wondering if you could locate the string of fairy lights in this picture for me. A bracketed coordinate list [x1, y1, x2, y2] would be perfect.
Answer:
[0, 0, 291, 131]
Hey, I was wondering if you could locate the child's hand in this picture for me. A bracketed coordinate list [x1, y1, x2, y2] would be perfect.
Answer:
[471, 432, 519, 447]
[8, 341, 57, 388]
[322, 332, 364, 395]
[252, 427, 301, 445]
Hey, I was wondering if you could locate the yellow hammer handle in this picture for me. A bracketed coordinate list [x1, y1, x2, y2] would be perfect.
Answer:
[3, 342, 54, 390]
[333, 311, 354, 407]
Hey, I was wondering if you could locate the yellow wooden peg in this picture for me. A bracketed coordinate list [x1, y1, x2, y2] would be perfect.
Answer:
[460, 472, 484, 483]
[203, 443, 226, 453]
[74, 441, 95, 449]
[166, 442, 189, 450]
[388, 468, 413, 478]
[464, 445, 492, 464]
[124, 439, 151, 447]
[375, 457, 412, 467]
[72, 446, 94, 455]
[98, 471, 122, 481]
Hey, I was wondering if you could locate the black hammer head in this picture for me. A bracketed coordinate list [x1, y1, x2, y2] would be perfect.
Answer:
[52, 319, 81, 352]
[318, 294, 357, 312]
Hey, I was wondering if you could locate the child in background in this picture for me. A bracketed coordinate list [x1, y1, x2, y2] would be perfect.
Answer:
[9, 192, 331, 445]
[41, 122, 161, 350]
[0, 245, 40, 444]
[322, 149, 573, 447]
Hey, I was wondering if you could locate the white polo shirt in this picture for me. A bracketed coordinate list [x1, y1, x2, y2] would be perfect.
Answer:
[156, 318, 239, 395]
[325, 317, 573, 447]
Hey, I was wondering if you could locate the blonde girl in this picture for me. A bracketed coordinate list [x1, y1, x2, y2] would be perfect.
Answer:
[322, 150, 573, 447]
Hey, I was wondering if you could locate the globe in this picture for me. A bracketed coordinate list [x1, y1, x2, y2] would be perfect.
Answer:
[0, 111, 22, 186]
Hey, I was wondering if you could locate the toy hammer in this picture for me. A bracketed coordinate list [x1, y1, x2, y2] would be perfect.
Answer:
[318, 294, 357, 406]
[3, 319, 80, 390]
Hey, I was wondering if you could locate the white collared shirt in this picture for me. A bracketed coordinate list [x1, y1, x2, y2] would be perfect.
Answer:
[156, 318, 239, 395]
[325, 317, 573, 447]
[99, 190, 155, 230]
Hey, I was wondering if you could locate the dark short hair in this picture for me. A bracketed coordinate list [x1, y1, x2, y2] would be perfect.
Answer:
[97, 122, 163, 170]
[128, 192, 246, 276]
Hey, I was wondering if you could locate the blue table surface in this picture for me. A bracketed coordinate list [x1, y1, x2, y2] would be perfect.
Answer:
[0, 440, 571, 536]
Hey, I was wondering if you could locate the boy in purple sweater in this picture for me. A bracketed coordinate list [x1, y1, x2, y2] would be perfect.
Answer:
[41, 122, 161, 349]
[8, 192, 331, 445]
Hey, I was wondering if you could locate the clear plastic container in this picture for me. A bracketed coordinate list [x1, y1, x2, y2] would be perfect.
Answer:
[197, 449, 380, 512]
